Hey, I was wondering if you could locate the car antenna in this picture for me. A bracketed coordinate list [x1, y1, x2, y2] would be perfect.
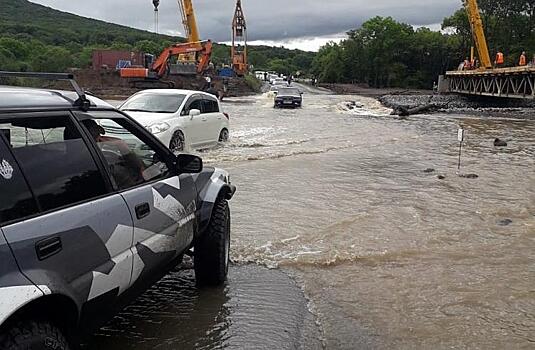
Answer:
[0, 71, 91, 111]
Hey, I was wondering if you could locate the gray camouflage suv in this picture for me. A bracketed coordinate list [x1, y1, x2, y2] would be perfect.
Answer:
[0, 72, 235, 349]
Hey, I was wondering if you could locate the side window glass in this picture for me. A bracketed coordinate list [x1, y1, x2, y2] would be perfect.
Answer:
[0, 133, 39, 225]
[80, 117, 169, 191]
[211, 100, 220, 113]
[201, 99, 211, 114]
[182, 97, 202, 116]
[201, 98, 219, 113]
[210, 100, 219, 113]
[0, 116, 108, 212]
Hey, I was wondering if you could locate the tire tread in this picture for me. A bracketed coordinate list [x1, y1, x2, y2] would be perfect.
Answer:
[194, 196, 230, 286]
[0, 320, 70, 350]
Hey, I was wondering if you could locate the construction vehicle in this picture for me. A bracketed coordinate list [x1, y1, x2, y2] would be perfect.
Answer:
[120, 0, 212, 87]
[120, 40, 212, 88]
[178, 0, 201, 45]
[231, 0, 248, 76]
[463, 0, 492, 69]
[444, 0, 535, 99]
[177, 0, 203, 63]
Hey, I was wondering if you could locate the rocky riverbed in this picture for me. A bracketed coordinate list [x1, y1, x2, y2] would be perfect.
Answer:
[379, 93, 535, 118]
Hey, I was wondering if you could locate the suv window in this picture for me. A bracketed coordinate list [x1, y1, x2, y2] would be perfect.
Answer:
[202, 98, 220, 113]
[181, 96, 203, 116]
[0, 116, 108, 212]
[79, 113, 169, 191]
[0, 134, 39, 225]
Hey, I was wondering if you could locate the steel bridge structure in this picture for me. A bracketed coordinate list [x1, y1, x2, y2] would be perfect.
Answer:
[445, 67, 535, 99]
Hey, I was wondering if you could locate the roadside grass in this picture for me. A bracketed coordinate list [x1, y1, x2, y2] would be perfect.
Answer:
[244, 74, 262, 93]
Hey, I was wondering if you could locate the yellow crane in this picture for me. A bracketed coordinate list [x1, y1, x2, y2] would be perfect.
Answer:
[463, 0, 492, 69]
[177, 0, 201, 44]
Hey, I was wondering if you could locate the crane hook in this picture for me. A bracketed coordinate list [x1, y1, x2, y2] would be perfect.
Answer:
[153, 0, 160, 10]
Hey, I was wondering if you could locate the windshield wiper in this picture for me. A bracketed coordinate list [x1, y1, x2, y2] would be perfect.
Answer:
[122, 109, 152, 112]
[123, 109, 174, 113]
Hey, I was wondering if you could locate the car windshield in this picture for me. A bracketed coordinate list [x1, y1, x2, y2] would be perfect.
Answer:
[121, 94, 187, 113]
[278, 88, 300, 95]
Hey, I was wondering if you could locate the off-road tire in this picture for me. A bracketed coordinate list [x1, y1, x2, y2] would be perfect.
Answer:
[0, 320, 71, 350]
[194, 196, 230, 286]
[169, 131, 185, 153]
[218, 129, 229, 142]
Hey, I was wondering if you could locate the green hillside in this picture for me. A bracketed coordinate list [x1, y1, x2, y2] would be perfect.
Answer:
[0, 0, 178, 46]
[0, 0, 315, 75]
[0, 0, 179, 71]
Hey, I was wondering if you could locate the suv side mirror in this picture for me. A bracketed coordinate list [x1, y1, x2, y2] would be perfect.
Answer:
[189, 109, 201, 118]
[176, 154, 203, 174]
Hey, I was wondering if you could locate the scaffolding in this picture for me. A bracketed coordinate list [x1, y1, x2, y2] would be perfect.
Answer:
[231, 0, 248, 76]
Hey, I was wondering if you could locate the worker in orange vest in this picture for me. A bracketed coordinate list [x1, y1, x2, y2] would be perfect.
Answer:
[463, 57, 471, 70]
[495, 51, 505, 68]
[519, 51, 527, 66]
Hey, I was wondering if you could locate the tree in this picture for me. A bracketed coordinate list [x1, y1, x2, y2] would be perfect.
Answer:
[31, 46, 73, 72]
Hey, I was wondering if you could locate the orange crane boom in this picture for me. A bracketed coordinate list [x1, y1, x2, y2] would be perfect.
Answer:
[153, 40, 212, 76]
[120, 40, 212, 81]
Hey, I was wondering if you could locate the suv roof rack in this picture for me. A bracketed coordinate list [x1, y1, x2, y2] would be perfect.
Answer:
[0, 71, 91, 111]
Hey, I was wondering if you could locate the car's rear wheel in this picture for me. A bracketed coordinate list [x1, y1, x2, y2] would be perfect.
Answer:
[0, 320, 71, 350]
[169, 131, 185, 153]
[218, 129, 229, 142]
[194, 196, 230, 286]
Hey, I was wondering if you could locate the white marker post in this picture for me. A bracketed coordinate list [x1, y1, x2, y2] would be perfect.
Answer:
[457, 128, 465, 173]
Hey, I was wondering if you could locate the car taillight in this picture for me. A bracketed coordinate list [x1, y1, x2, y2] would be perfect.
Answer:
[223, 113, 230, 120]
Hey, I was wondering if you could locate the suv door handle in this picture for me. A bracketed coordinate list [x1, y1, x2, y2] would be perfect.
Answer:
[36, 237, 62, 261]
[135, 202, 150, 220]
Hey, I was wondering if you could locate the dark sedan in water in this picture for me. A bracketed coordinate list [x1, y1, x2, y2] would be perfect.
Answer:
[274, 87, 303, 108]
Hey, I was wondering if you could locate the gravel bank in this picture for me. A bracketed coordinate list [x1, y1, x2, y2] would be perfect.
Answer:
[379, 93, 535, 118]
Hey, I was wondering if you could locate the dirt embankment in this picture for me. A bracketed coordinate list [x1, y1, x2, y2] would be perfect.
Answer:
[318, 83, 431, 97]
[69, 69, 257, 99]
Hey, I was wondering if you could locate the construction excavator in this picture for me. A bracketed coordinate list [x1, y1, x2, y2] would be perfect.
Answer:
[120, 0, 212, 88]
[463, 0, 492, 69]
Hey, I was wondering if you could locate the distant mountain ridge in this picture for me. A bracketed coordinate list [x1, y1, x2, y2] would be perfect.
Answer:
[0, 0, 179, 46]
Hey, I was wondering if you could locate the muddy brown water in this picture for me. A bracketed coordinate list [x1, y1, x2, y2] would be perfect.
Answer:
[97, 86, 534, 349]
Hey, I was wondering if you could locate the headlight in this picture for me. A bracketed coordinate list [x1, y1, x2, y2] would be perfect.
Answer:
[146, 122, 170, 134]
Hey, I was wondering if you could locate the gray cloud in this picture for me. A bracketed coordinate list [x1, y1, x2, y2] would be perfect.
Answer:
[31, 0, 461, 42]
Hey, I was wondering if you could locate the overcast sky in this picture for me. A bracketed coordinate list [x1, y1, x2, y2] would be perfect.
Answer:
[30, 0, 461, 51]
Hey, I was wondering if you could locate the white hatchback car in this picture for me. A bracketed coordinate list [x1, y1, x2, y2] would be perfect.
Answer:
[119, 89, 230, 153]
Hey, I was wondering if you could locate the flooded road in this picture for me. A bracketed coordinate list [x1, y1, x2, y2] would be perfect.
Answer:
[99, 86, 534, 349]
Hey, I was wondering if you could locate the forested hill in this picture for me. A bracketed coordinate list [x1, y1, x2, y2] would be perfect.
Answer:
[0, 0, 177, 47]
[0, 0, 315, 75]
